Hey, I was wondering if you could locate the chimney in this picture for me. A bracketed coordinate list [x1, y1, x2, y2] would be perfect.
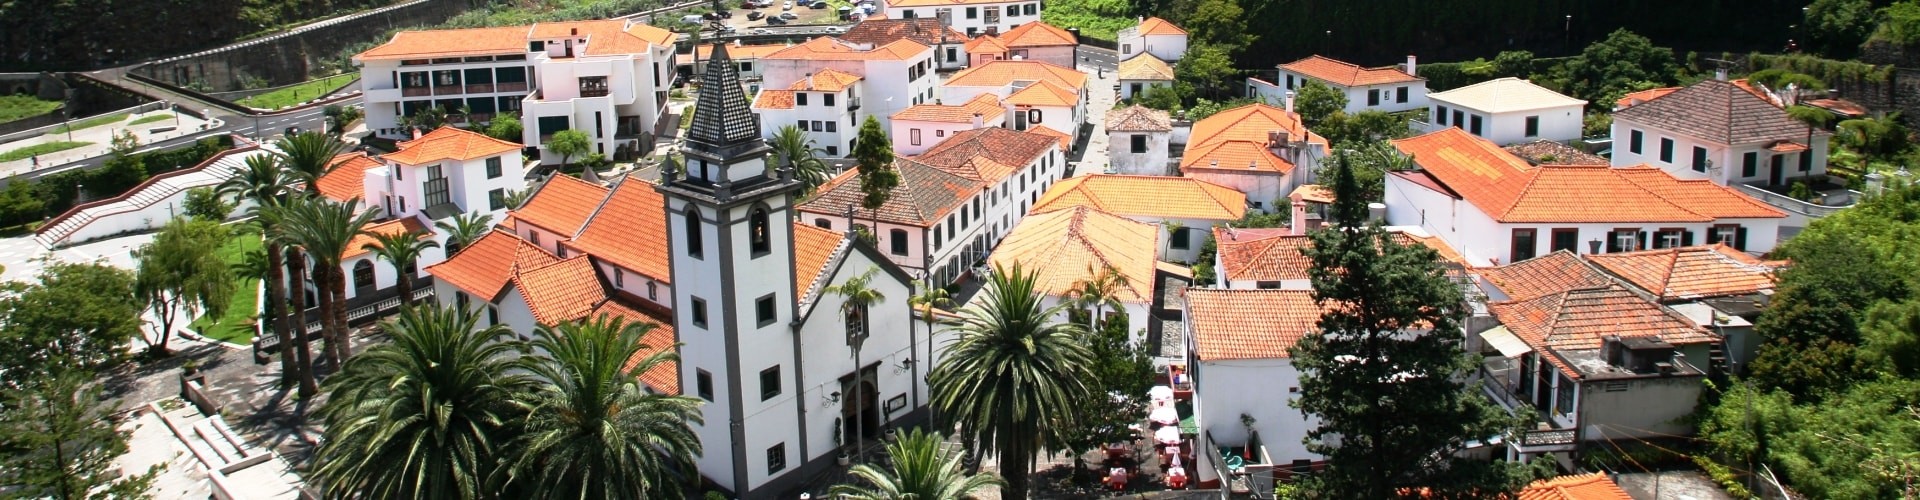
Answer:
[1405, 55, 1417, 76]
[1290, 200, 1308, 235]
[735, 39, 743, 47]
[971, 113, 984, 128]
[806, 73, 814, 90]
[412, 128, 422, 140]
[1284, 91, 1296, 113]
[1715, 67, 1728, 81]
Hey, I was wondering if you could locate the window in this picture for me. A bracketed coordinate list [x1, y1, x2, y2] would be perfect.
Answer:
[1434, 106, 1447, 125]
[488, 189, 506, 210]
[814, 218, 831, 228]
[966, 7, 976, 18]
[1469, 115, 1484, 136]
[1550, 228, 1579, 253]
[1742, 152, 1758, 177]
[529, 231, 541, 246]
[1286, 74, 1295, 89]
[615, 268, 625, 288]
[1524, 116, 1540, 137]
[811, 120, 824, 131]
[844, 306, 867, 344]
[750, 208, 771, 256]
[910, 128, 922, 146]
[1659, 138, 1674, 163]
[1023, 3, 1035, 15]
[797, 119, 808, 131]
[352, 260, 375, 291]
[824, 93, 836, 107]
[1799, 151, 1813, 171]
[889, 229, 909, 255]
[1708, 224, 1744, 250]
[1629, 130, 1643, 154]
[933, 227, 943, 249]
[486, 157, 503, 178]
[797, 93, 808, 106]
[936, 129, 945, 137]
[1608, 229, 1641, 253]
[825, 146, 838, 156]
[1451, 110, 1464, 129]
[756, 294, 777, 326]
[1653, 228, 1688, 249]
[648, 282, 658, 300]
[823, 122, 838, 134]
[1692, 146, 1708, 173]
[1367, 89, 1380, 106]
[684, 209, 703, 258]
[696, 369, 714, 401]
[1396, 86, 1409, 103]
[1511, 228, 1537, 262]
[691, 297, 708, 328]
[1170, 226, 1192, 250]
[455, 291, 469, 309]
[903, 9, 916, 17]
[760, 366, 781, 400]
[423, 165, 450, 208]
[766, 443, 787, 474]
[487, 306, 499, 326]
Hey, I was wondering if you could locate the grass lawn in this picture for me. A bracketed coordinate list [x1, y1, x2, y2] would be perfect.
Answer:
[0, 141, 92, 162]
[127, 114, 174, 126]
[237, 74, 357, 110]
[47, 113, 129, 135]
[0, 95, 61, 125]
[189, 231, 263, 345]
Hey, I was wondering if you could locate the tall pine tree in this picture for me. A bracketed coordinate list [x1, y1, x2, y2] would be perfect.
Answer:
[1290, 156, 1530, 498]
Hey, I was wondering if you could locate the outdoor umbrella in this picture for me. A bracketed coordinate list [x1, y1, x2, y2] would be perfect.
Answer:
[1148, 385, 1174, 401]
[1149, 405, 1179, 425]
[1155, 425, 1181, 445]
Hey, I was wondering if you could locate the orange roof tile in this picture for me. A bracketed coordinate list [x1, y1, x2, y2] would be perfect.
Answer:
[513, 256, 607, 325]
[1213, 227, 1464, 283]
[789, 68, 865, 92]
[1519, 473, 1633, 500]
[1031, 175, 1245, 221]
[599, 295, 681, 395]
[425, 229, 560, 299]
[1136, 17, 1188, 36]
[1186, 288, 1324, 361]
[916, 127, 1058, 184]
[512, 174, 611, 237]
[1475, 251, 1615, 302]
[677, 42, 793, 66]
[1289, 184, 1334, 204]
[891, 94, 1006, 123]
[889, 0, 1025, 8]
[793, 223, 847, 299]
[1585, 244, 1779, 301]
[754, 89, 796, 110]
[944, 60, 1087, 92]
[999, 22, 1076, 47]
[1005, 79, 1079, 107]
[1189, 103, 1327, 150]
[798, 158, 981, 227]
[1614, 87, 1679, 110]
[1279, 55, 1421, 87]
[1181, 141, 1295, 174]
[1105, 105, 1171, 132]
[840, 18, 969, 48]
[565, 174, 672, 284]
[1391, 128, 1785, 223]
[529, 20, 671, 56]
[989, 206, 1157, 303]
[382, 126, 522, 165]
[315, 152, 382, 203]
[965, 35, 1009, 54]
[765, 36, 929, 61]
[1488, 284, 1714, 378]
[344, 217, 429, 260]
[355, 26, 531, 61]
[1026, 125, 1072, 151]
[1117, 53, 1174, 81]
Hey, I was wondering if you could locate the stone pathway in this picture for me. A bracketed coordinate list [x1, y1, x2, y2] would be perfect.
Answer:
[1074, 60, 1120, 178]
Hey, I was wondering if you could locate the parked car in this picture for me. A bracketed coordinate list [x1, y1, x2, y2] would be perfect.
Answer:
[747, 11, 765, 20]
[782, 0, 792, 9]
[824, 26, 843, 33]
[712, 23, 736, 34]
[765, 16, 788, 25]
[779, 12, 797, 19]
[751, 28, 771, 34]
[810, 1, 828, 8]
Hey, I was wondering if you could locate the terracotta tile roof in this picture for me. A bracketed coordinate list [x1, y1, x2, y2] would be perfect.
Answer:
[682, 42, 792, 65]
[965, 35, 1008, 54]
[765, 36, 928, 61]
[1213, 227, 1464, 283]
[891, 94, 1005, 123]
[1105, 105, 1171, 132]
[529, 20, 672, 56]
[1503, 140, 1608, 166]
[1181, 141, 1295, 174]
[1137, 17, 1188, 36]
[798, 157, 980, 227]
[1117, 53, 1174, 81]
[344, 216, 429, 260]
[1807, 97, 1868, 118]
[1289, 184, 1334, 203]
[597, 295, 681, 395]
[1765, 140, 1809, 153]
[888, 0, 1024, 8]
[989, 206, 1158, 303]
[1026, 125, 1072, 151]
[754, 89, 796, 110]
[1182, 103, 1327, 174]
[382, 126, 522, 165]
[1428, 77, 1586, 113]
[788, 68, 864, 92]
[1005, 79, 1079, 107]
[1487, 284, 1714, 365]
[1614, 78, 1823, 145]
[513, 256, 607, 325]
[1186, 288, 1323, 361]
[1614, 87, 1678, 110]
[1475, 251, 1614, 302]
[426, 229, 560, 299]
[841, 18, 968, 47]
[511, 174, 611, 237]
[1279, 55, 1421, 87]
[1391, 128, 1785, 223]
[999, 21, 1076, 47]
[564, 174, 672, 284]
[792, 223, 847, 300]
[355, 26, 531, 61]
[1585, 244, 1779, 301]
[1031, 175, 1246, 221]
[916, 127, 1058, 183]
[944, 60, 1086, 92]
[315, 152, 382, 203]
[1519, 473, 1633, 500]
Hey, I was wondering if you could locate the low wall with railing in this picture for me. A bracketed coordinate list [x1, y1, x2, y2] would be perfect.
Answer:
[1734, 183, 1857, 220]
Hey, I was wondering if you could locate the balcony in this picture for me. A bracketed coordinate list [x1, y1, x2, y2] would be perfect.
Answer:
[497, 82, 529, 93]
[401, 87, 432, 97]
[1479, 358, 1578, 452]
[465, 83, 495, 94]
[1735, 179, 1858, 221]
[581, 87, 610, 98]
[432, 85, 461, 95]
[847, 96, 862, 111]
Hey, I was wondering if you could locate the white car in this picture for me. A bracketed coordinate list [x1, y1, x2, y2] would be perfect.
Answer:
[752, 28, 770, 34]
[779, 12, 798, 19]
[782, 1, 792, 9]
[824, 26, 844, 33]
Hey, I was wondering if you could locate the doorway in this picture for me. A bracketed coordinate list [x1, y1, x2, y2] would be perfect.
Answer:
[839, 365, 881, 442]
[1770, 154, 1785, 186]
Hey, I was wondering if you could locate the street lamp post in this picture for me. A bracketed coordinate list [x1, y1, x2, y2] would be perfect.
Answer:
[1564, 15, 1573, 52]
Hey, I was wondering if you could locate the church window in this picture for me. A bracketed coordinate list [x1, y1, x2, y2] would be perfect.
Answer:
[844, 306, 867, 345]
[696, 369, 714, 401]
[756, 294, 777, 326]
[750, 208, 772, 256]
[691, 297, 708, 328]
[685, 209, 703, 258]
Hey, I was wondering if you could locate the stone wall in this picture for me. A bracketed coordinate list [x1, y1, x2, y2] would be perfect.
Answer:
[131, 0, 477, 93]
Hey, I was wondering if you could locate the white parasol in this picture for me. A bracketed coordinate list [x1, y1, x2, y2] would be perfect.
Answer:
[1154, 425, 1181, 445]
[1148, 385, 1175, 401]
[1149, 405, 1179, 425]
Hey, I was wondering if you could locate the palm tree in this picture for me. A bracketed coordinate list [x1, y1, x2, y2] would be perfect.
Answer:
[908, 281, 951, 413]
[277, 197, 379, 368]
[823, 267, 888, 462]
[828, 428, 1005, 500]
[502, 189, 533, 211]
[1069, 264, 1124, 337]
[928, 263, 1095, 500]
[274, 131, 350, 196]
[436, 211, 494, 256]
[312, 304, 528, 499]
[218, 154, 317, 396]
[770, 124, 831, 195]
[501, 316, 704, 499]
[365, 231, 439, 307]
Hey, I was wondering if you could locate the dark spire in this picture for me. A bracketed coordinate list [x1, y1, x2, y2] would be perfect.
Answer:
[686, 42, 763, 157]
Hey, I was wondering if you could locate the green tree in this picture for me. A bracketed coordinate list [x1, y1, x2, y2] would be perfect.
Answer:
[486, 114, 524, 143]
[275, 132, 350, 196]
[219, 154, 315, 396]
[1176, 43, 1237, 100]
[0, 175, 47, 226]
[1291, 156, 1528, 498]
[769, 124, 831, 195]
[546, 129, 592, 169]
[435, 210, 495, 256]
[405, 106, 448, 132]
[1876, 1, 1920, 45]
[0, 369, 158, 500]
[275, 196, 378, 368]
[929, 264, 1095, 500]
[91, 154, 147, 197]
[502, 316, 704, 499]
[1561, 29, 1679, 108]
[1837, 114, 1911, 170]
[502, 189, 532, 210]
[851, 116, 898, 236]
[364, 230, 438, 307]
[823, 267, 889, 461]
[1051, 297, 1151, 486]
[1294, 80, 1348, 128]
[828, 428, 1005, 500]
[1750, 228, 1904, 396]
[312, 305, 529, 499]
[134, 218, 236, 355]
[1314, 142, 1408, 202]
[1068, 264, 1124, 336]
[0, 261, 142, 376]
[1490, 50, 1535, 79]
[109, 128, 139, 156]
[182, 186, 233, 220]
[1174, 0, 1249, 49]
[1134, 85, 1184, 111]
[323, 104, 364, 137]
[1806, 0, 1874, 59]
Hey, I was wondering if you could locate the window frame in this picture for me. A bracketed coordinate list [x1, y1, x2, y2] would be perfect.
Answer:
[1511, 228, 1537, 262]
[696, 369, 714, 401]
[1524, 116, 1540, 138]
[691, 297, 708, 328]
[760, 366, 782, 400]
[756, 293, 777, 327]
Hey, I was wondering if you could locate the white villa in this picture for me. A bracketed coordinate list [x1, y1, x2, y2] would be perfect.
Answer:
[1117, 16, 1187, 63]
[1179, 103, 1328, 211]
[759, 36, 939, 134]
[962, 21, 1078, 69]
[1250, 55, 1427, 115]
[752, 68, 867, 157]
[940, 60, 1088, 143]
[1423, 77, 1586, 146]
[1105, 105, 1173, 176]
[1612, 78, 1831, 189]
[1029, 174, 1245, 263]
[889, 94, 1007, 156]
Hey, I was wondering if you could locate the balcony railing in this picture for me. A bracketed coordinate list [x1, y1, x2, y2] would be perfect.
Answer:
[581, 87, 610, 98]
[465, 83, 495, 94]
[1735, 182, 1858, 219]
[497, 82, 528, 93]
[1479, 360, 1578, 450]
[432, 85, 461, 95]
[848, 96, 862, 111]
[401, 87, 432, 97]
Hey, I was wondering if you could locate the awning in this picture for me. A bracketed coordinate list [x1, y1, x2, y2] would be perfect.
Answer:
[1766, 140, 1809, 153]
[1480, 326, 1531, 358]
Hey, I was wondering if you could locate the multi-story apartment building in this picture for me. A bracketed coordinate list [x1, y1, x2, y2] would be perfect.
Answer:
[881, 0, 1043, 36]
[758, 36, 939, 135]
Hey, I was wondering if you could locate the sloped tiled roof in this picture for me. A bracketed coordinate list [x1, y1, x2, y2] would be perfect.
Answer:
[798, 158, 980, 227]
[1026, 125, 1072, 152]
[840, 18, 968, 47]
[1613, 78, 1822, 145]
[513, 256, 606, 325]
[426, 229, 560, 299]
[1585, 244, 1779, 301]
[765, 36, 928, 61]
[528, 20, 676, 55]
[1005, 79, 1079, 107]
[679, 42, 792, 66]
[792, 223, 847, 300]
[1474, 251, 1614, 302]
[1518, 473, 1633, 500]
[1488, 284, 1714, 355]
[944, 60, 1086, 91]
[891, 94, 1006, 123]
[754, 89, 796, 110]
[355, 26, 532, 60]
[999, 21, 1076, 47]
[512, 174, 611, 237]
[1117, 53, 1174, 81]
[564, 174, 672, 284]
[1390, 128, 1785, 223]
[916, 127, 1058, 183]
[1213, 227, 1465, 283]
[1136, 17, 1188, 36]
[1182, 103, 1328, 174]
[1614, 87, 1679, 110]
[343, 217, 428, 260]
[1186, 288, 1323, 361]
[1181, 141, 1295, 173]
[1105, 105, 1172, 132]
[1031, 175, 1245, 221]
[889, 0, 1023, 7]
[965, 34, 1009, 54]
[315, 152, 382, 202]
[789, 68, 864, 92]
[988, 206, 1157, 303]
[1428, 77, 1586, 113]
[383, 126, 522, 165]
[1279, 55, 1421, 87]
[1289, 184, 1334, 203]
[597, 296, 681, 395]
[1503, 140, 1608, 166]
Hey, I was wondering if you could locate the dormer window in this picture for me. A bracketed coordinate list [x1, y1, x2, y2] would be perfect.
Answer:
[750, 208, 771, 256]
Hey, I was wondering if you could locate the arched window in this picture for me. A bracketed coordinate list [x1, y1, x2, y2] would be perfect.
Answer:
[750, 208, 771, 255]
[352, 260, 375, 294]
[685, 209, 703, 258]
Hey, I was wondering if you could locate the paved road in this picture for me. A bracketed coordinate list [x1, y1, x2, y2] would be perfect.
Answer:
[1081, 45, 1118, 72]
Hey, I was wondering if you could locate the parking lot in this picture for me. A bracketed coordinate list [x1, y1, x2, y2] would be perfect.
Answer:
[705, 0, 860, 33]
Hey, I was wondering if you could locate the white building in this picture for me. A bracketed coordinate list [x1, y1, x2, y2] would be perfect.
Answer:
[962, 21, 1078, 68]
[752, 68, 866, 157]
[889, 94, 1006, 156]
[1179, 103, 1328, 211]
[760, 37, 939, 133]
[353, 26, 534, 138]
[1029, 175, 1245, 263]
[1182, 288, 1331, 484]
[1612, 78, 1831, 189]
[840, 18, 971, 71]
[1116, 16, 1187, 63]
[1385, 127, 1789, 267]
[941, 60, 1087, 143]
[1251, 55, 1427, 115]
[677, 42, 794, 90]
[1105, 105, 1172, 175]
[1210, 225, 1462, 290]
[358, 126, 528, 223]
[881, 0, 1042, 37]
[990, 205, 1160, 340]
[1422, 77, 1586, 146]
[1117, 53, 1174, 101]
[506, 173, 609, 256]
